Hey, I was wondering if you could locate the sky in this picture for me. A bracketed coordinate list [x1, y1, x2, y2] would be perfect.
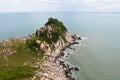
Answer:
[0, 0, 120, 12]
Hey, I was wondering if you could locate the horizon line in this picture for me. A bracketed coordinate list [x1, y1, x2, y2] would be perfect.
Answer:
[0, 11, 120, 14]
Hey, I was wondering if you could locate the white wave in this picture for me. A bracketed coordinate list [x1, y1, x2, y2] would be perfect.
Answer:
[76, 34, 88, 40]
[78, 42, 82, 46]
[81, 37, 88, 40]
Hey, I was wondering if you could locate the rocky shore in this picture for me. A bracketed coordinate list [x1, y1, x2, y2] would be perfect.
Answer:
[33, 34, 81, 80]
[0, 33, 81, 80]
[0, 18, 82, 80]
[30, 18, 82, 80]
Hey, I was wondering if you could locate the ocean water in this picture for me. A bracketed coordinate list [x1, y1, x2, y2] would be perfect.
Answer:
[0, 12, 120, 80]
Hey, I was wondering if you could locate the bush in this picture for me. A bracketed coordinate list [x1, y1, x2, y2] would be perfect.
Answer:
[26, 36, 39, 51]
[51, 32, 60, 43]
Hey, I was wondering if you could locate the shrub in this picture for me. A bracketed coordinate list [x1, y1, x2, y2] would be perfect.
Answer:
[26, 36, 39, 51]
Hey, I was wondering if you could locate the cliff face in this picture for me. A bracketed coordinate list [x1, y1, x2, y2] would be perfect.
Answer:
[26, 17, 77, 53]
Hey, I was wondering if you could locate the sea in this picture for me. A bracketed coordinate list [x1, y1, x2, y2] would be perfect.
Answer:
[0, 12, 120, 80]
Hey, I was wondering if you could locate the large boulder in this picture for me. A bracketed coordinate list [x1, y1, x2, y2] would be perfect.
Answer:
[65, 32, 76, 43]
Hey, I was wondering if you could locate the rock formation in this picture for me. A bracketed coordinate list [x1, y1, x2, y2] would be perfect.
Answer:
[26, 17, 81, 80]
[27, 17, 77, 53]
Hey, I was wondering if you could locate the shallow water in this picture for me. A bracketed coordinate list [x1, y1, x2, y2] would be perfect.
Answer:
[0, 12, 120, 80]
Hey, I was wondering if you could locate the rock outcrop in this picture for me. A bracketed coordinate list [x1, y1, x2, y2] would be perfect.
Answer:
[27, 17, 78, 53]
[26, 17, 81, 80]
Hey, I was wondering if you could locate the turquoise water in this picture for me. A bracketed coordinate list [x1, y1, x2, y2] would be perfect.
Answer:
[0, 12, 120, 80]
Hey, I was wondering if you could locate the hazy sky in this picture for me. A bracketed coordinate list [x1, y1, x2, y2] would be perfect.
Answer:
[0, 0, 120, 12]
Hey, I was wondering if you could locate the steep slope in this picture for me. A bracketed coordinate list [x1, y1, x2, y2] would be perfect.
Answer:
[26, 17, 77, 53]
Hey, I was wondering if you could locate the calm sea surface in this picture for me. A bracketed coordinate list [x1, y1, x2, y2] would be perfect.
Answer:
[0, 12, 120, 80]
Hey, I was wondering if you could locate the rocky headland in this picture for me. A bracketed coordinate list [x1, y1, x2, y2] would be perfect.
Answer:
[0, 17, 81, 80]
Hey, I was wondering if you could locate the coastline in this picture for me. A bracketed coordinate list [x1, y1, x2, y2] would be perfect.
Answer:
[32, 33, 81, 80]
[0, 35, 81, 80]
[0, 33, 81, 80]
[0, 18, 82, 80]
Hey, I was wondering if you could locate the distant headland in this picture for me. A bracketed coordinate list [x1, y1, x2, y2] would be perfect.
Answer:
[0, 17, 81, 80]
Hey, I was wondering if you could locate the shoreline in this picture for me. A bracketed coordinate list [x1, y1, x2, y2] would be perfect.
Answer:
[0, 34, 81, 80]
[32, 34, 81, 80]
[0, 18, 82, 80]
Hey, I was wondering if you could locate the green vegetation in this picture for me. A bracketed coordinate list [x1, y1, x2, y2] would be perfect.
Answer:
[45, 18, 67, 42]
[45, 18, 67, 33]
[51, 32, 60, 43]
[0, 66, 35, 80]
[36, 30, 60, 44]
[0, 39, 45, 80]
[26, 37, 39, 51]
[26, 18, 67, 50]
[0, 18, 69, 80]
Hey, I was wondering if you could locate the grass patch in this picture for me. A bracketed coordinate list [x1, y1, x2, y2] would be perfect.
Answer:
[0, 39, 45, 80]
[0, 66, 36, 80]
